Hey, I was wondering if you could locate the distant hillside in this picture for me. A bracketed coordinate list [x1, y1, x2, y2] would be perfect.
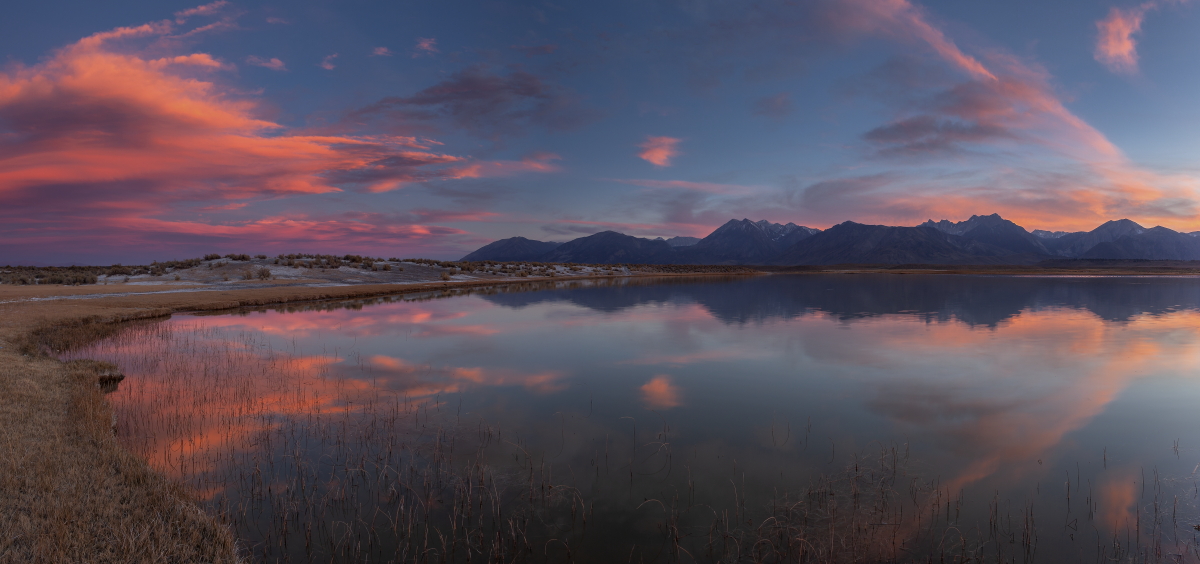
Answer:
[675, 219, 812, 264]
[459, 215, 1200, 265]
[538, 231, 677, 264]
[460, 237, 561, 262]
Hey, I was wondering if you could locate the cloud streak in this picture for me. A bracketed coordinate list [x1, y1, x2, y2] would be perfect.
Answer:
[246, 56, 286, 71]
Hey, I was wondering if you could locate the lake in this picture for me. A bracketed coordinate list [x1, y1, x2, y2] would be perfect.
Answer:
[67, 274, 1200, 563]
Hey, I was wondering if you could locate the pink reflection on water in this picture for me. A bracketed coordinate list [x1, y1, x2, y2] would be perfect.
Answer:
[640, 375, 682, 409]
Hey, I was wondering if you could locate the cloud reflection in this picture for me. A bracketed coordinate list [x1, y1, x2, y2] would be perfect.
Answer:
[640, 375, 682, 409]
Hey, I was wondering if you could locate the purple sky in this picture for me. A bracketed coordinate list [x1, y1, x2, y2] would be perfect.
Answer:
[4, 0, 1200, 264]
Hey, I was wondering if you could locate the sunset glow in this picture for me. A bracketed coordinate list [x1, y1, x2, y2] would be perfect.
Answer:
[4, 1, 1200, 263]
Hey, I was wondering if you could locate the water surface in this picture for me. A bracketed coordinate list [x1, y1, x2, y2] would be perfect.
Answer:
[72, 274, 1200, 562]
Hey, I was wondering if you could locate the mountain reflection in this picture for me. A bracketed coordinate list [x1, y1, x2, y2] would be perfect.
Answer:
[479, 274, 1200, 326]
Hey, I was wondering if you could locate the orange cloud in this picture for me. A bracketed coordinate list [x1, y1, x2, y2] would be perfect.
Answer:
[640, 375, 682, 409]
[637, 136, 682, 167]
[442, 153, 562, 184]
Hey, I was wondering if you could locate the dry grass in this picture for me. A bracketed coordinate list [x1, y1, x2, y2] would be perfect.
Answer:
[0, 353, 241, 563]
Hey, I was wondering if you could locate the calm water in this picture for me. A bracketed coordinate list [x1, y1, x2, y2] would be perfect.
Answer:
[70, 274, 1200, 562]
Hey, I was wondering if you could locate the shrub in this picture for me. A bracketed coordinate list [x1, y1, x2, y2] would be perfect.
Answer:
[241, 269, 253, 280]
[382, 264, 391, 271]
[204, 253, 221, 260]
[440, 271, 452, 281]
[174, 274, 181, 281]
[256, 267, 271, 280]
[255, 254, 267, 259]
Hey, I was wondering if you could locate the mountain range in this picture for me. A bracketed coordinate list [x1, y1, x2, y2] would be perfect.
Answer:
[460, 214, 1200, 265]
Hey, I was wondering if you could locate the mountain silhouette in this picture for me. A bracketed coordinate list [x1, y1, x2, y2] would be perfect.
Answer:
[459, 215, 1200, 265]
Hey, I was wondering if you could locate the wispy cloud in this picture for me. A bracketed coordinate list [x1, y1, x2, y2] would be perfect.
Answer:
[245, 56, 286, 71]
[319, 53, 338, 70]
[174, 0, 229, 23]
[413, 37, 439, 57]
[638, 136, 682, 167]
[372, 46, 393, 57]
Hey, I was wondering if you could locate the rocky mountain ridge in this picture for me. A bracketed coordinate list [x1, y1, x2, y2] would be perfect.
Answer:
[462, 215, 1200, 265]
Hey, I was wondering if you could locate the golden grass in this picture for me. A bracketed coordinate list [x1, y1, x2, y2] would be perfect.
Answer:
[0, 353, 241, 562]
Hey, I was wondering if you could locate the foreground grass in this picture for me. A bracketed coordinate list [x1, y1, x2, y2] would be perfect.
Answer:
[0, 354, 241, 562]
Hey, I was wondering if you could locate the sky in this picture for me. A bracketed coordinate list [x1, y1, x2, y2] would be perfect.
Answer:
[4, 0, 1200, 264]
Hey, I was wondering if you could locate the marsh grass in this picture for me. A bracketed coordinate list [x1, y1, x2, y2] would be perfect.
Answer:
[55, 313, 1200, 563]
[0, 350, 240, 563]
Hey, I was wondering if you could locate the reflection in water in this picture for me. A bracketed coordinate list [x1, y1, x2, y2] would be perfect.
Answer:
[68, 274, 1200, 562]
[640, 375, 682, 409]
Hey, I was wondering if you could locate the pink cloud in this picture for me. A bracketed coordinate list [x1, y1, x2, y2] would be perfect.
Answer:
[319, 53, 338, 70]
[637, 136, 682, 167]
[372, 46, 393, 57]
[148, 53, 226, 69]
[1094, 4, 1152, 75]
[245, 56, 287, 71]
[443, 153, 562, 183]
[833, 0, 995, 82]
[414, 37, 439, 56]
[0, 20, 558, 262]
